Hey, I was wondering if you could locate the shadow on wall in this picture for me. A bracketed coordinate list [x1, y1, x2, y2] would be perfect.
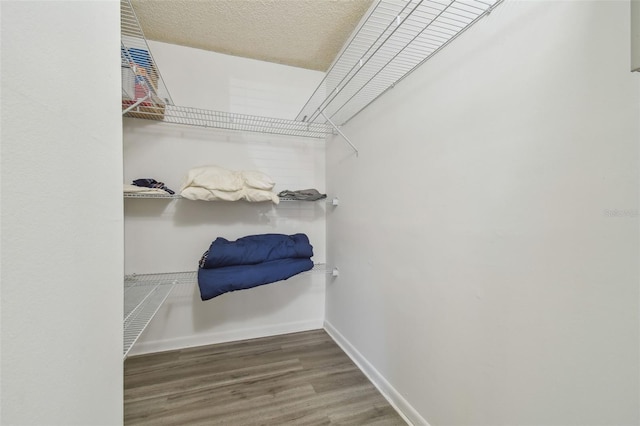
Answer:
[172, 200, 326, 226]
[189, 276, 315, 333]
[173, 200, 275, 226]
[123, 118, 258, 145]
[123, 118, 320, 155]
[124, 198, 176, 217]
[124, 198, 326, 225]
[125, 198, 258, 225]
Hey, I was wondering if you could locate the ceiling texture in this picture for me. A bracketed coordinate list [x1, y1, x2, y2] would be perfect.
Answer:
[130, 0, 375, 72]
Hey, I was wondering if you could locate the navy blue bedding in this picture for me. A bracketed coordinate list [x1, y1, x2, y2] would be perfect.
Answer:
[201, 233, 313, 269]
[198, 257, 314, 300]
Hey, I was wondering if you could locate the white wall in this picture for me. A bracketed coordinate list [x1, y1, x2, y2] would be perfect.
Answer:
[1, 1, 123, 425]
[633, 0, 640, 71]
[147, 40, 323, 118]
[125, 42, 327, 355]
[326, 1, 640, 425]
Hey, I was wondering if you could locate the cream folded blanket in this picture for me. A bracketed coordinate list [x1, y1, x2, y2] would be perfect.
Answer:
[179, 165, 279, 204]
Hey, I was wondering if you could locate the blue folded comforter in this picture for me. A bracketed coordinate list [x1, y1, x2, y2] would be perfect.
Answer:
[198, 257, 314, 300]
[201, 233, 313, 269]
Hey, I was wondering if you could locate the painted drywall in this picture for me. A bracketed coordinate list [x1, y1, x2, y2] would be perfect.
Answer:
[326, 1, 640, 425]
[124, 41, 327, 355]
[1, 1, 123, 425]
[146, 39, 324, 117]
[633, 0, 640, 71]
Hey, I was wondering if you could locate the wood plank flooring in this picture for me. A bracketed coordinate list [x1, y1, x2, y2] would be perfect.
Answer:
[124, 329, 406, 425]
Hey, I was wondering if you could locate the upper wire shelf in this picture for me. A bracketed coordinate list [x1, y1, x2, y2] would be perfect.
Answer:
[124, 104, 332, 139]
[296, 0, 503, 126]
[121, 0, 503, 138]
[120, 0, 331, 139]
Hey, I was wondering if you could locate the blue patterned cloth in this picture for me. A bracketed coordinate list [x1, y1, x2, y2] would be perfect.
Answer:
[132, 178, 175, 195]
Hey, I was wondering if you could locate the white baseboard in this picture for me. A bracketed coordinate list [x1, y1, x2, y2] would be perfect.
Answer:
[323, 320, 430, 426]
[128, 319, 324, 357]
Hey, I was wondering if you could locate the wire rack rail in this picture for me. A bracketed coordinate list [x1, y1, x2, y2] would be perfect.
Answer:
[123, 193, 329, 202]
[296, 0, 503, 126]
[123, 104, 332, 139]
[124, 193, 182, 199]
[123, 271, 193, 358]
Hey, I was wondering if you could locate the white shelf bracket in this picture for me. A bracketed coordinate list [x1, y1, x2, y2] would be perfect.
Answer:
[320, 112, 358, 157]
[122, 94, 150, 115]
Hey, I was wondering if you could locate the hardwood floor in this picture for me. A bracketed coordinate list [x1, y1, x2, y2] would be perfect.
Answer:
[124, 329, 406, 425]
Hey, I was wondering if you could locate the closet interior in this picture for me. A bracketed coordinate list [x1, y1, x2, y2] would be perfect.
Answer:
[4, 0, 638, 425]
[121, 0, 502, 359]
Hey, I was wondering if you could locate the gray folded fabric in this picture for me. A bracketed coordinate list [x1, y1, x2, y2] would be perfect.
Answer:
[278, 189, 327, 201]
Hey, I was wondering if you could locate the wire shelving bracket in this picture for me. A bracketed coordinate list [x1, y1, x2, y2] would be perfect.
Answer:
[321, 112, 359, 156]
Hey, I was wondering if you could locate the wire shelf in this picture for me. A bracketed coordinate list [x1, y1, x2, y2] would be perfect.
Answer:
[296, 0, 503, 126]
[123, 271, 194, 358]
[124, 193, 328, 202]
[123, 265, 330, 357]
[124, 193, 181, 199]
[121, 0, 330, 138]
[123, 104, 332, 139]
[120, 0, 503, 137]
[278, 196, 327, 202]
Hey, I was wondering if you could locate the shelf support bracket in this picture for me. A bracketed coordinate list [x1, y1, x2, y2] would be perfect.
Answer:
[122, 95, 151, 115]
[320, 112, 358, 157]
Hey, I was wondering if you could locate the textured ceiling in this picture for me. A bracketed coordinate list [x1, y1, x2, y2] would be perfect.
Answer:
[130, 0, 374, 72]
